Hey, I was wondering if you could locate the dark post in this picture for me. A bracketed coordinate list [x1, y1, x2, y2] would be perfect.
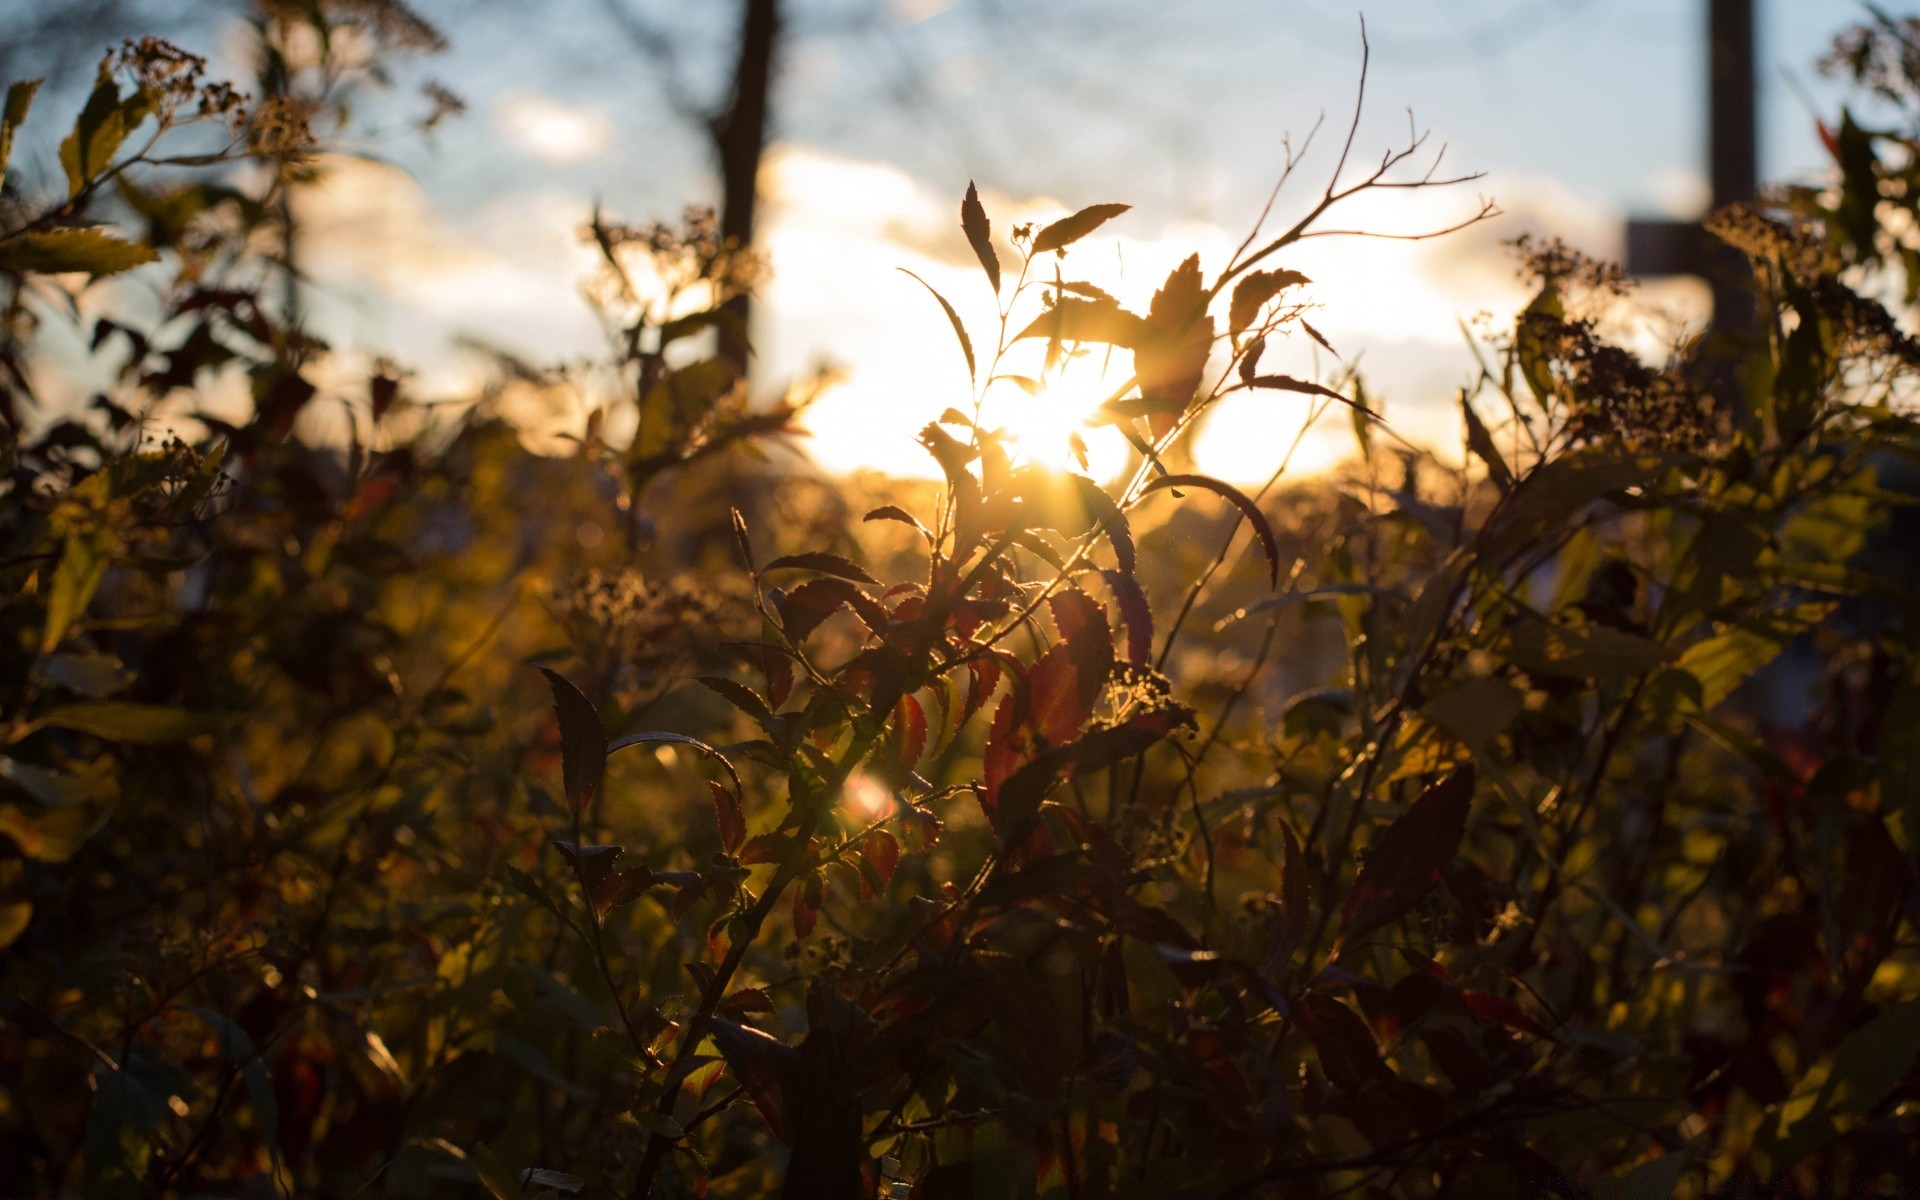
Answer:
[1705, 0, 1756, 339]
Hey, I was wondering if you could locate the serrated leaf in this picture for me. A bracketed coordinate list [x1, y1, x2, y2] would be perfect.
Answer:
[961, 181, 1000, 294]
[536, 667, 606, 812]
[1031, 202, 1130, 253]
[1228, 268, 1309, 336]
[760, 551, 880, 586]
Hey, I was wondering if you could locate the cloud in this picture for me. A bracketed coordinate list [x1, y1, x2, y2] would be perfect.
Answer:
[493, 89, 616, 165]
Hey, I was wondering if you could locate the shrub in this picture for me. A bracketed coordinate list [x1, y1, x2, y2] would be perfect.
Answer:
[3, 13, 1919, 1200]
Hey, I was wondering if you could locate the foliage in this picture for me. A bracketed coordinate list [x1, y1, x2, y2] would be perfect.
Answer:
[4, 14, 1920, 1200]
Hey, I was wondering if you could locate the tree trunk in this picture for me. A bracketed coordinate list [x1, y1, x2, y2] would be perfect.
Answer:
[713, 0, 780, 378]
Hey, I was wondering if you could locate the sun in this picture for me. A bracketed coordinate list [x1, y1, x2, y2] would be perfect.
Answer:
[979, 368, 1131, 481]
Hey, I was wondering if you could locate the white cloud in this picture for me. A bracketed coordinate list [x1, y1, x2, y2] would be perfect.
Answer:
[493, 89, 616, 165]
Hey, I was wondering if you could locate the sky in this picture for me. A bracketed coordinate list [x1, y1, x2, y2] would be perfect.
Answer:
[14, 0, 1914, 480]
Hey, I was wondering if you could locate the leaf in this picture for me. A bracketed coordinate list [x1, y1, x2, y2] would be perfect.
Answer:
[1767, 999, 1920, 1167]
[0, 228, 158, 277]
[1097, 569, 1153, 666]
[0, 800, 93, 861]
[59, 67, 129, 198]
[39, 532, 109, 654]
[468, 1144, 523, 1200]
[864, 504, 930, 538]
[185, 1008, 282, 1179]
[1480, 449, 1658, 563]
[900, 268, 974, 383]
[775, 576, 887, 640]
[606, 730, 744, 804]
[1243, 373, 1373, 414]
[1421, 676, 1522, 751]
[1461, 391, 1513, 490]
[536, 667, 606, 812]
[627, 1111, 686, 1140]
[1138, 473, 1280, 586]
[1136, 255, 1214, 437]
[1031, 202, 1130, 253]
[1011, 296, 1143, 348]
[862, 828, 901, 890]
[1459, 990, 1549, 1037]
[1335, 766, 1475, 954]
[521, 1168, 585, 1194]
[961, 181, 1000, 294]
[760, 551, 881, 586]
[698, 675, 775, 728]
[1300, 318, 1339, 358]
[702, 779, 745, 853]
[0, 79, 41, 179]
[707, 1017, 796, 1141]
[39, 702, 222, 743]
[1294, 992, 1387, 1089]
[0, 756, 89, 808]
[1229, 268, 1309, 336]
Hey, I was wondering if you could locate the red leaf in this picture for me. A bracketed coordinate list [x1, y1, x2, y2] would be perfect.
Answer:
[536, 667, 605, 812]
[1294, 992, 1387, 1090]
[776, 577, 886, 641]
[1460, 990, 1549, 1038]
[709, 780, 746, 854]
[1335, 766, 1476, 955]
[1098, 569, 1153, 666]
[706, 1017, 796, 1141]
[862, 829, 901, 890]
[792, 880, 819, 938]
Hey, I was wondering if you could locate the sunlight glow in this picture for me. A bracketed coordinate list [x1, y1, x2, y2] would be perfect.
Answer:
[844, 772, 895, 820]
[978, 370, 1131, 481]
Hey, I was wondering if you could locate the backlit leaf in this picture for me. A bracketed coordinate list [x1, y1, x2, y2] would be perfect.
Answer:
[0, 228, 158, 277]
[900, 268, 975, 383]
[961, 181, 1000, 294]
[1138, 473, 1280, 586]
[1335, 766, 1475, 954]
[1229, 268, 1309, 336]
[1031, 202, 1130, 253]
[761, 551, 881, 586]
[536, 667, 605, 812]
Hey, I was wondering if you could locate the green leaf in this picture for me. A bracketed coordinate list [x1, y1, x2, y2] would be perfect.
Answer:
[83, 1063, 163, 1199]
[1675, 602, 1831, 712]
[39, 702, 223, 743]
[961, 181, 1000, 294]
[535, 667, 606, 812]
[1422, 676, 1522, 751]
[59, 67, 130, 198]
[900, 269, 974, 383]
[0, 756, 90, 808]
[1031, 202, 1130, 254]
[0, 79, 42, 179]
[186, 1008, 282, 1182]
[0, 801, 94, 862]
[626, 1110, 686, 1139]
[0, 228, 158, 277]
[1461, 391, 1512, 491]
[39, 533, 109, 654]
[1480, 449, 1658, 563]
[1766, 999, 1920, 1167]
[468, 1143, 524, 1200]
